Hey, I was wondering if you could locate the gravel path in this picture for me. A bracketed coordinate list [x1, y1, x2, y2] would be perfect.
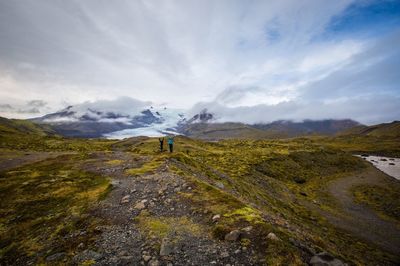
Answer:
[325, 166, 400, 255]
[72, 152, 258, 266]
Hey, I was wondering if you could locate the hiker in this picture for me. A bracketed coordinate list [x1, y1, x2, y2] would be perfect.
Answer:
[158, 137, 164, 152]
[168, 136, 174, 153]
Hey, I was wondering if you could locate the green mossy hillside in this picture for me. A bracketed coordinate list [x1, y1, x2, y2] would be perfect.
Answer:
[0, 154, 110, 264]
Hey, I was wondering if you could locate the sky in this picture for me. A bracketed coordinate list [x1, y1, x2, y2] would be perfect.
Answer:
[0, 0, 399, 124]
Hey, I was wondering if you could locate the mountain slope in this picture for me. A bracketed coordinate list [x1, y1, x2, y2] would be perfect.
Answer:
[0, 116, 55, 136]
[253, 119, 361, 137]
[339, 121, 400, 137]
[179, 118, 362, 140]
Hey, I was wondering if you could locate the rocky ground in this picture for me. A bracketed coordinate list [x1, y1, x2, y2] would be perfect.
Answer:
[70, 152, 258, 266]
[4, 149, 398, 265]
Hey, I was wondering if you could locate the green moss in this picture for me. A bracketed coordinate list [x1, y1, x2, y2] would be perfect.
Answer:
[125, 157, 163, 176]
[0, 155, 110, 264]
[352, 184, 400, 222]
[224, 207, 264, 224]
[106, 159, 123, 165]
[136, 212, 203, 240]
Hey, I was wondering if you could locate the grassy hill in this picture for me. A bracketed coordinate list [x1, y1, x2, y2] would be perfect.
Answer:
[0, 117, 114, 151]
[339, 121, 400, 137]
[0, 117, 55, 136]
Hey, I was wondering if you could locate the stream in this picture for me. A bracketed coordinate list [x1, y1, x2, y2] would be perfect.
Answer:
[356, 155, 400, 180]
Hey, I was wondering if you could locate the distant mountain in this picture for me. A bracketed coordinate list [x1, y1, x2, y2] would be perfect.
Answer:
[178, 122, 267, 140]
[22, 97, 364, 139]
[178, 114, 362, 140]
[252, 119, 362, 138]
[184, 109, 214, 124]
[31, 97, 185, 138]
[338, 121, 400, 137]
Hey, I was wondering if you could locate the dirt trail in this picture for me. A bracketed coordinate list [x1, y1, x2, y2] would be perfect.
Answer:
[71, 152, 258, 266]
[324, 166, 400, 255]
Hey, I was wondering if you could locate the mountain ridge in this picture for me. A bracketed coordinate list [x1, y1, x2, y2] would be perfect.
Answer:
[27, 103, 364, 139]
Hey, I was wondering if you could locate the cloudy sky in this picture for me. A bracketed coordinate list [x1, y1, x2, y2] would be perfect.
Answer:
[0, 0, 399, 124]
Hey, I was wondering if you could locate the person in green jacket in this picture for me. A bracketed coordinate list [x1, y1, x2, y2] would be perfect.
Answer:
[168, 136, 174, 153]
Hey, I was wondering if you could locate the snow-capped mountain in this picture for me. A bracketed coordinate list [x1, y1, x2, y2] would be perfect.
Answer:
[32, 97, 186, 138]
[31, 97, 361, 139]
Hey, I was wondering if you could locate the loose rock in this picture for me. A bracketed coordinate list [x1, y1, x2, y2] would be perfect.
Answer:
[309, 252, 345, 266]
[120, 195, 131, 204]
[134, 201, 146, 210]
[212, 214, 221, 222]
[143, 255, 152, 262]
[225, 230, 241, 241]
[46, 252, 66, 262]
[267, 232, 279, 241]
[148, 259, 160, 266]
[160, 237, 174, 256]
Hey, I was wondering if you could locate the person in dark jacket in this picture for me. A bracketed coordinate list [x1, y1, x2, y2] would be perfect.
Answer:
[168, 136, 174, 153]
[158, 137, 164, 152]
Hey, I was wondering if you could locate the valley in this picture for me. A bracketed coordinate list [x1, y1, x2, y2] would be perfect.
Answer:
[0, 117, 399, 265]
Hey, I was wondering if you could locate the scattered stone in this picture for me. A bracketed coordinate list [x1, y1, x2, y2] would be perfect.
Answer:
[234, 249, 241, 254]
[77, 242, 85, 250]
[212, 214, 221, 222]
[221, 251, 229, 258]
[215, 182, 225, 189]
[380, 158, 388, 161]
[267, 232, 279, 241]
[82, 250, 103, 260]
[118, 250, 129, 256]
[46, 252, 66, 262]
[120, 256, 134, 263]
[241, 226, 253, 232]
[111, 180, 120, 186]
[134, 201, 146, 210]
[120, 195, 131, 204]
[309, 252, 345, 266]
[148, 259, 160, 266]
[160, 238, 174, 256]
[225, 230, 241, 241]
[389, 163, 395, 165]
[143, 255, 152, 262]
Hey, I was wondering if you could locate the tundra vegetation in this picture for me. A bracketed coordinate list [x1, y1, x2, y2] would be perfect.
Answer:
[0, 118, 399, 265]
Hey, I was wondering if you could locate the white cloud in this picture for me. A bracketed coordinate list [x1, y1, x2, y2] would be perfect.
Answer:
[0, 0, 398, 124]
